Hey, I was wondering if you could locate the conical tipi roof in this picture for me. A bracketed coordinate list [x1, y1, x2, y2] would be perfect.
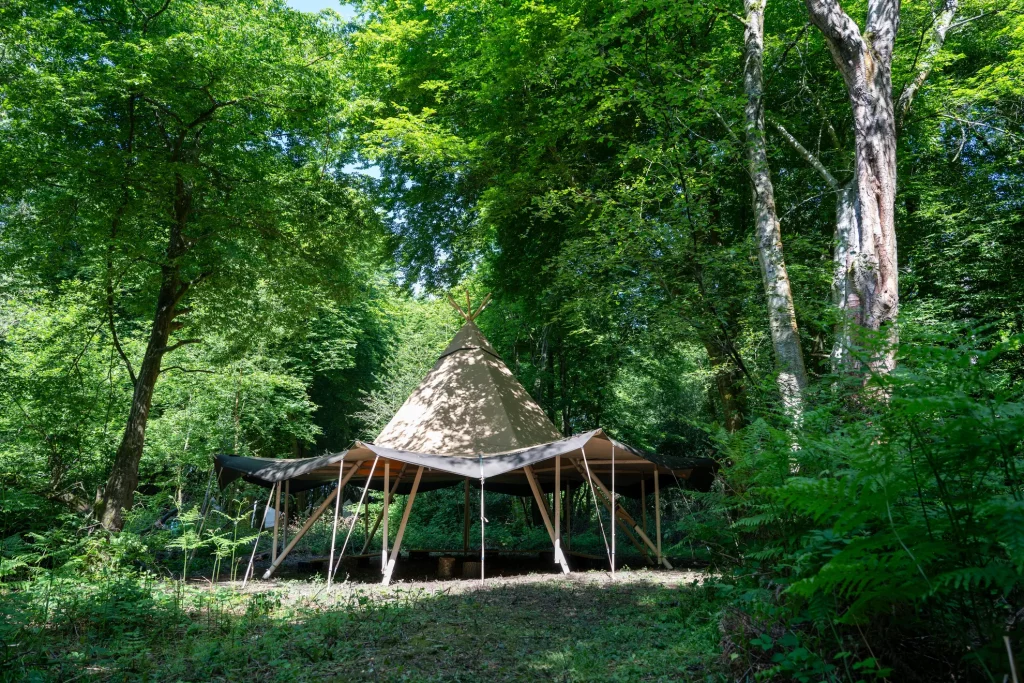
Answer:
[374, 321, 562, 455]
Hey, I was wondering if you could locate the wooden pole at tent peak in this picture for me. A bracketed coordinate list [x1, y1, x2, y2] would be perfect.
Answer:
[262, 463, 357, 579]
[446, 294, 469, 321]
[382, 466, 424, 586]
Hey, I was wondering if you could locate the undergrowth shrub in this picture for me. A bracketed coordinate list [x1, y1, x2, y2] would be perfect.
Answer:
[716, 330, 1024, 681]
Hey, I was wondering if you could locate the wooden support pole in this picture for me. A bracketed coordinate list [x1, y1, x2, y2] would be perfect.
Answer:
[463, 478, 470, 552]
[382, 466, 424, 586]
[565, 481, 572, 551]
[654, 468, 662, 566]
[262, 465, 357, 579]
[327, 462, 347, 587]
[382, 461, 389, 572]
[523, 466, 570, 574]
[360, 464, 407, 557]
[554, 455, 562, 564]
[282, 481, 290, 553]
[641, 478, 647, 536]
[611, 444, 615, 576]
[480, 477, 485, 581]
[242, 486, 277, 588]
[271, 482, 281, 562]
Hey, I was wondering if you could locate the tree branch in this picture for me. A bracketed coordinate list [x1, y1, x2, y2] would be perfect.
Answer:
[159, 365, 214, 376]
[767, 118, 839, 188]
[107, 305, 138, 386]
[157, 338, 202, 354]
[896, 0, 958, 127]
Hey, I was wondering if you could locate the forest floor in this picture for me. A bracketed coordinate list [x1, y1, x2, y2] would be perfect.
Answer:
[4, 567, 727, 682]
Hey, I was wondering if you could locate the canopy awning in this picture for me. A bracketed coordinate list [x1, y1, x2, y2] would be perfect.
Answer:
[214, 429, 693, 498]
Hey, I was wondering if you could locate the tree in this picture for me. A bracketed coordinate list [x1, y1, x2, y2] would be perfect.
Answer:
[743, 0, 809, 416]
[0, 0, 378, 529]
[803, 0, 901, 374]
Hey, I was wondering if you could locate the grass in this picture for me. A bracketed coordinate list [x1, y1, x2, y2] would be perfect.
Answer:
[1, 570, 726, 682]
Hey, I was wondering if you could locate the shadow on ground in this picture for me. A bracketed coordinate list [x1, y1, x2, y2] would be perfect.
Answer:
[2, 571, 724, 682]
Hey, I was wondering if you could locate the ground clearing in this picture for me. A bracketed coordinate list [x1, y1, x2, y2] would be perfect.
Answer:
[3, 569, 725, 682]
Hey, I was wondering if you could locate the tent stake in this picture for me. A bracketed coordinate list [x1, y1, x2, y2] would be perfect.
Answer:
[262, 463, 357, 579]
[523, 466, 570, 573]
[382, 466, 424, 586]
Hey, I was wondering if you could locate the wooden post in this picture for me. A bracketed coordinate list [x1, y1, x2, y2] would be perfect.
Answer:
[261, 464, 357, 579]
[241, 485, 277, 588]
[463, 479, 470, 553]
[382, 461, 389, 572]
[611, 444, 615, 576]
[654, 467, 662, 566]
[272, 481, 281, 563]
[360, 464, 407, 557]
[523, 466, 570, 574]
[282, 481, 290, 553]
[382, 466, 424, 586]
[479, 476, 485, 582]
[554, 455, 562, 565]
[641, 478, 647, 536]
[565, 481, 572, 551]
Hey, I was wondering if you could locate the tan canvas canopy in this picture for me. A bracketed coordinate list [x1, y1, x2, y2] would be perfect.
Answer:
[216, 303, 696, 584]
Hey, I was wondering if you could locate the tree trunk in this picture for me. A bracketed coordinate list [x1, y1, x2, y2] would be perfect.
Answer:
[704, 340, 745, 432]
[96, 176, 193, 530]
[805, 0, 901, 375]
[743, 0, 809, 415]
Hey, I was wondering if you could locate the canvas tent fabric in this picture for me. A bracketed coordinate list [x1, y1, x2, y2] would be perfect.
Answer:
[214, 320, 695, 497]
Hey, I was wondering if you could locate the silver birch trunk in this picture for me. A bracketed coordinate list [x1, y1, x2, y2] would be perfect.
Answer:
[744, 0, 809, 413]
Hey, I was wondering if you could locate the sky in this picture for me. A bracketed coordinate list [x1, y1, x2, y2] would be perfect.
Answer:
[286, 0, 356, 20]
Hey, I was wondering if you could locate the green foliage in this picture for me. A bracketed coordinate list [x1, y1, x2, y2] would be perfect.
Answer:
[715, 331, 1024, 680]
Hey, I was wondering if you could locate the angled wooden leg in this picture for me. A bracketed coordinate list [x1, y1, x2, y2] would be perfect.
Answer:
[263, 464, 357, 580]
[579, 464, 672, 570]
[523, 466, 570, 574]
[382, 466, 424, 586]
